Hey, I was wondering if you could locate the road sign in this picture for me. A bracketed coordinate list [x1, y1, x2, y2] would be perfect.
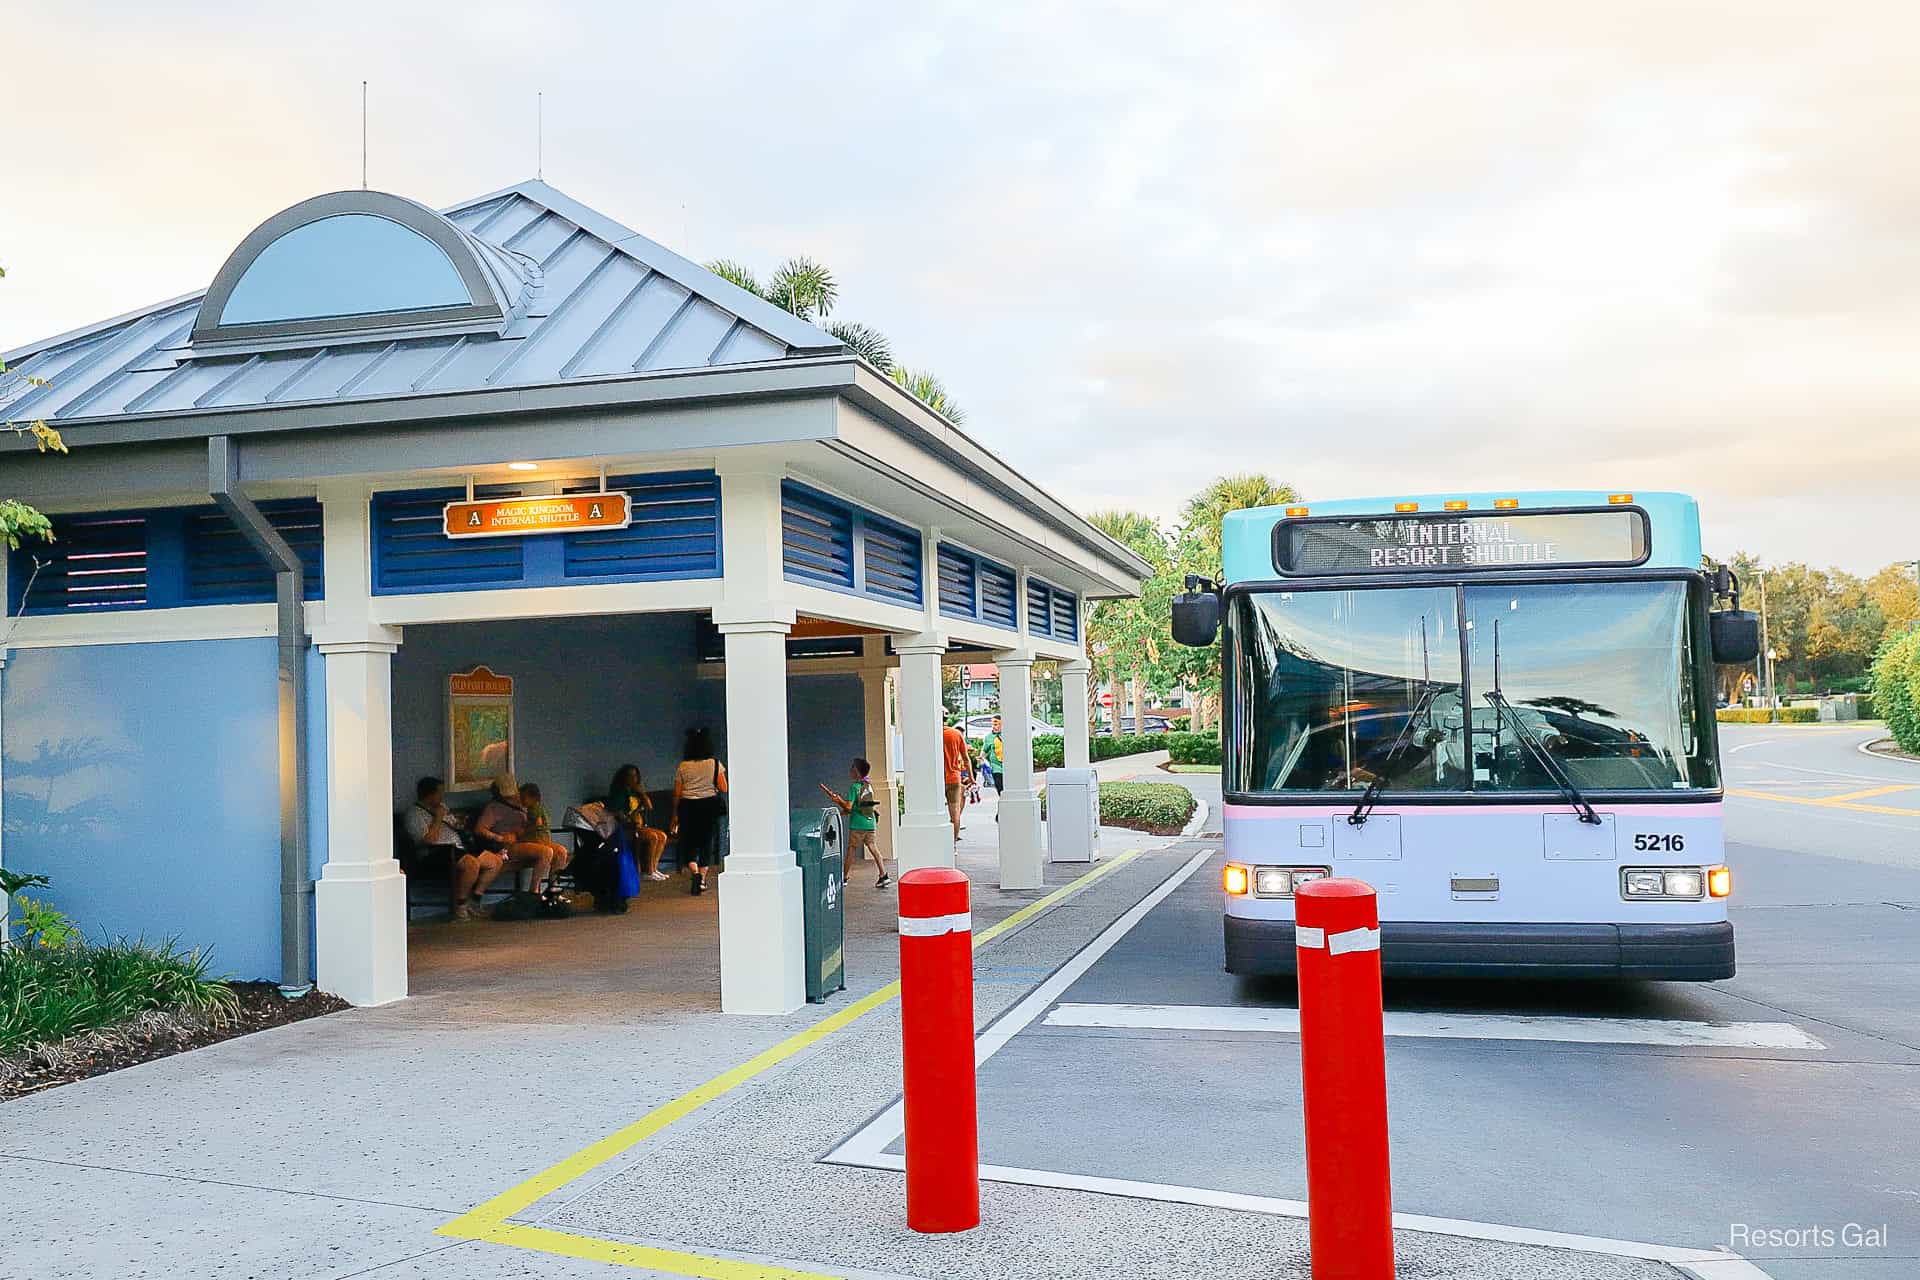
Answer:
[1098, 691, 1114, 707]
[443, 492, 631, 539]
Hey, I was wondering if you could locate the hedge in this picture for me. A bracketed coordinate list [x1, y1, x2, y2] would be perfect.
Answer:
[1712, 706, 1812, 725]
[1166, 731, 1222, 765]
[1030, 734, 1169, 769]
[1717, 707, 1818, 724]
[1870, 631, 1920, 753]
[1096, 781, 1196, 833]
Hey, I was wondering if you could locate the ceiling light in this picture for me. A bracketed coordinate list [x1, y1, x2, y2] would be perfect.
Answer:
[507, 462, 539, 472]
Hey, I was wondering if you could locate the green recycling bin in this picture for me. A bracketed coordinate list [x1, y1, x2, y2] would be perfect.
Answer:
[789, 806, 847, 1003]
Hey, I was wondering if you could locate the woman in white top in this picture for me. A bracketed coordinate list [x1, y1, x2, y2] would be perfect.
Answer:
[669, 727, 728, 895]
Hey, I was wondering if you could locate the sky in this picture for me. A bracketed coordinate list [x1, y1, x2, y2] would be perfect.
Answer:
[1, 1, 1913, 573]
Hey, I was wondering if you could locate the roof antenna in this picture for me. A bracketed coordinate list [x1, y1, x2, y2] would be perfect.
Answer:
[360, 80, 368, 189]
[536, 91, 543, 181]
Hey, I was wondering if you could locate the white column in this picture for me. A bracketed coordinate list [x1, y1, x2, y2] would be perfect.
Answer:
[712, 456, 805, 1015]
[995, 652, 1044, 889]
[715, 612, 806, 1015]
[314, 638, 407, 1006]
[894, 634, 952, 873]
[1062, 657, 1093, 770]
[312, 484, 408, 1006]
[859, 635, 897, 864]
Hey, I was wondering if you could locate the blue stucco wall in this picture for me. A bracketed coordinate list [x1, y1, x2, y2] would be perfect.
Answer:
[3, 638, 324, 982]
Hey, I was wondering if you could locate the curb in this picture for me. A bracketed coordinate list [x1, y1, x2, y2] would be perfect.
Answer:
[1180, 795, 1210, 838]
[1859, 736, 1920, 766]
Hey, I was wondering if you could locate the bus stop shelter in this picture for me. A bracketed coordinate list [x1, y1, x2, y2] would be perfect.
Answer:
[0, 180, 1148, 1013]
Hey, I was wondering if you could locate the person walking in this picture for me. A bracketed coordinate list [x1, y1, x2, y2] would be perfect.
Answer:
[943, 715, 972, 845]
[670, 727, 728, 896]
[819, 757, 889, 888]
[987, 715, 1007, 799]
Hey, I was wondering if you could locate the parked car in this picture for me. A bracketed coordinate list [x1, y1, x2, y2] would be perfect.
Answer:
[964, 714, 1064, 742]
[1117, 715, 1173, 734]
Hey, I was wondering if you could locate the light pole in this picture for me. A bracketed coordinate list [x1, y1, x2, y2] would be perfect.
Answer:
[1757, 574, 1773, 708]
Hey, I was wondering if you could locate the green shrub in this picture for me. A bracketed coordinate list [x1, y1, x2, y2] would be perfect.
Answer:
[1031, 733, 1170, 769]
[1857, 694, 1876, 720]
[1097, 781, 1197, 832]
[1166, 731, 1222, 766]
[0, 938, 237, 1054]
[1871, 631, 1920, 753]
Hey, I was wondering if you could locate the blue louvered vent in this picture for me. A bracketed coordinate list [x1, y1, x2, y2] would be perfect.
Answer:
[979, 561, 1017, 628]
[184, 500, 325, 603]
[937, 545, 976, 620]
[563, 472, 721, 581]
[1027, 578, 1052, 637]
[1025, 579, 1077, 640]
[16, 513, 148, 613]
[373, 487, 525, 594]
[860, 516, 922, 606]
[1050, 585, 1080, 640]
[781, 482, 855, 589]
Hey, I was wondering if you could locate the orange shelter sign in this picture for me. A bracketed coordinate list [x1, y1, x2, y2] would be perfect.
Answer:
[442, 492, 631, 539]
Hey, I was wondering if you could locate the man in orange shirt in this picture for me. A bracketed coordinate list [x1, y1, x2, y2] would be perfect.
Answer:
[942, 716, 973, 844]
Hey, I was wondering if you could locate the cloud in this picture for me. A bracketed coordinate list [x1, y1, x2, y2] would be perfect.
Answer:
[2, 1, 1912, 574]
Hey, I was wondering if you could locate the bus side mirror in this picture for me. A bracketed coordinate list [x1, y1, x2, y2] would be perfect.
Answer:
[1171, 584, 1221, 647]
[1710, 610, 1761, 665]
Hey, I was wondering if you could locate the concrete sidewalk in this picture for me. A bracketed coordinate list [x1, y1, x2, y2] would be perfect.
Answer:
[0, 834, 1685, 1279]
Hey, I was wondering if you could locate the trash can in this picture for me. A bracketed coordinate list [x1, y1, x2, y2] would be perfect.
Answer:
[1045, 767, 1101, 863]
[789, 807, 847, 1002]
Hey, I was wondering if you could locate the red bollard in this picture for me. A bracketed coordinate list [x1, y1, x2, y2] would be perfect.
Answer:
[898, 867, 980, 1233]
[1294, 877, 1394, 1279]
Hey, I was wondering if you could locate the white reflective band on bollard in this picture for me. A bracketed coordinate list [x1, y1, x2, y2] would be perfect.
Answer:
[899, 911, 973, 937]
[1328, 926, 1382, 955]
[1294, 925, 1326, 950]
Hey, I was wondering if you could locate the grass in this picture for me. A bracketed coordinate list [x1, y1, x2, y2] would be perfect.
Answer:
[0, 940, 238, 1056]
[1164, 763, 1220, 774]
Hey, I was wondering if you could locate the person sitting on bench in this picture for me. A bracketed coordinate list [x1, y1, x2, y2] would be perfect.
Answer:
[406, 776, 503, 923]
[472, 772, 569, 897]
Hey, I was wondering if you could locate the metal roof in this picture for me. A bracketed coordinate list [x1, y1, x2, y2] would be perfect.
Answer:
[0, 180, 843, 427]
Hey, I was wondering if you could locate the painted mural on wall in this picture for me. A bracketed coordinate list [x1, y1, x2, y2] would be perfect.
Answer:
[448, 665, 514, 791]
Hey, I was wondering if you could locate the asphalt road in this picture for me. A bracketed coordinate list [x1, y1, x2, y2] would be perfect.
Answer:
[936, 725, 1920, 1278]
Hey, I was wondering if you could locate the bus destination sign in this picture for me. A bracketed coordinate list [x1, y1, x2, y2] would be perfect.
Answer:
[1276, 509, 1647, 575]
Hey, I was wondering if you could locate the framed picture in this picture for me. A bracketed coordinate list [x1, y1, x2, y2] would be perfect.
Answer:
[448, 666, 515, 792]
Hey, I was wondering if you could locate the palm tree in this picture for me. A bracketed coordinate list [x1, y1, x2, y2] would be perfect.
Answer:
[1171, 474, 1299, 729]
[888, 367, 965, 424]
[1176, 473, 1299, 585]
[1088, 509, 1173, 736]
[702, 255, 965, 421]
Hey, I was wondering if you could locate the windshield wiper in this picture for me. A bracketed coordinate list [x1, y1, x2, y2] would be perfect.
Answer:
[1484, 690, 1601, 824]
[1348, 682, 1441, 826]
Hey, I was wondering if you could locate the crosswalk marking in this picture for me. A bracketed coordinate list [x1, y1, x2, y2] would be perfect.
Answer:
[1043, 1002, 1827, 1049]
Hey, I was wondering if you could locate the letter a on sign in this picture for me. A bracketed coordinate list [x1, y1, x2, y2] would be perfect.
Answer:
[466, 510, 482, 527]
[588, 502, 604, 519]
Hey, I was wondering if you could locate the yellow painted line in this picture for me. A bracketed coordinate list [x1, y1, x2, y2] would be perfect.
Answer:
[438, 849, 1145, 1263]
[1728, 788, 1920, 817]
[466, 1221, 846, 1278]
[1822, 784, 1915, 803]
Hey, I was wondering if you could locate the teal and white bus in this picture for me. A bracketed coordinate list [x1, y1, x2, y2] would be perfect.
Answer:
[1171, 491, 1761, 980]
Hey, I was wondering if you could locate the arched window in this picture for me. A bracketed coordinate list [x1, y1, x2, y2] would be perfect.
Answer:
[192, 191, 513, 345]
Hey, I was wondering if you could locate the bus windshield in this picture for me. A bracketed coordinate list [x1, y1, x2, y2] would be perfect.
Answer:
[1229, 579, 1717, 795]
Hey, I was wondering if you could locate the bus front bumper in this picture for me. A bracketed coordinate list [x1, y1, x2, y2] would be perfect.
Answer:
[1225, 918, 1734, 981]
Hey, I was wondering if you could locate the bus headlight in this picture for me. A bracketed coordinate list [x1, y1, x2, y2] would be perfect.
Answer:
[1224, 864, 1251, 896]
[1621, 867, 1710, 900]
[1254, 866, 1332, 897]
